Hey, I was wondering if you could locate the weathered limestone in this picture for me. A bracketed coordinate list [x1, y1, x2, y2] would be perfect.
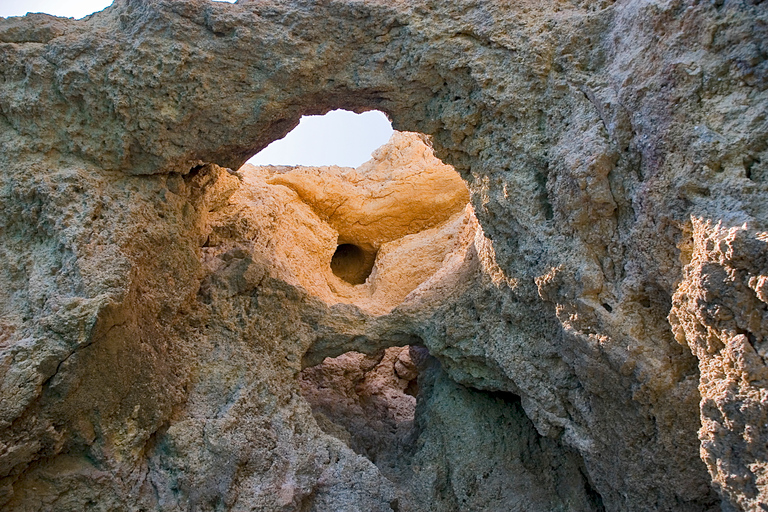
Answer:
[300, 346, 603, 512]
[669, 220, 768, 511]
[0, 0, 766, 510]
[206, 131, 474, 316]
[268, 131, 470, 251]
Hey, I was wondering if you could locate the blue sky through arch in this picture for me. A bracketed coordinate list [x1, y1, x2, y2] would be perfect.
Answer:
[248, 110, 394, 168]
[0, 1, 238, 19]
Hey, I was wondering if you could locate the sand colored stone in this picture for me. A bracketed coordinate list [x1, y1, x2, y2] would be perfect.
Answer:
[268, 131, 469, 250]
[206, 131, 474, 316]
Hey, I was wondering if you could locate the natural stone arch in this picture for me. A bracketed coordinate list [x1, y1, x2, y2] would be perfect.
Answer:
[1, 1, 767, 511]
[2, 1, 436, 174]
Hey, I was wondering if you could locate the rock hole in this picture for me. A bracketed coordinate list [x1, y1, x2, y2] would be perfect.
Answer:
[299, 345, 429, 467]
[743, 154, 765, 182]
[744, 156, 756, 180]
[184, 163, 206, 180]
[248, 109, 393, 167]
[331, 243, 377, 285]
[602, 303, 613, 312]
[241, 118, 472, 311]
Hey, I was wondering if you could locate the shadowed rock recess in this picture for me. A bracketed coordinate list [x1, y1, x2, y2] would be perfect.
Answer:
[0, 0, 766, 510]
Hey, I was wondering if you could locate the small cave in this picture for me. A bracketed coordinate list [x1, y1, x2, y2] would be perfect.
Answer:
[299, 344, 606, 512]
[298, 345, 431, 470]
[330, 243, 377, 285]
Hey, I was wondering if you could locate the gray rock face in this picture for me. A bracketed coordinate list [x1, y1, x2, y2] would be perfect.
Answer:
[0, 0, 766, 511]
[300, 346, 602, 512]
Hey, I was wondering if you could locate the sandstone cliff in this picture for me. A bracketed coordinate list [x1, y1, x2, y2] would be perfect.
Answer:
[0, 1, 766, 511]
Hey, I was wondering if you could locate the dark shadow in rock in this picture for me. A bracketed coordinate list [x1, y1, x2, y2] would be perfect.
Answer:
[331, 243, 377, 285]
[299, 345, 421, 467]
[300, 346, 605, 512]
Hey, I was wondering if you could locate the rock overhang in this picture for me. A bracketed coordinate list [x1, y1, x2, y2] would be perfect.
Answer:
[0, 0, 766, 510]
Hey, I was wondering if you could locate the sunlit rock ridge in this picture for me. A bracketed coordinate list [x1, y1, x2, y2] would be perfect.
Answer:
[0, 1, 766, 511]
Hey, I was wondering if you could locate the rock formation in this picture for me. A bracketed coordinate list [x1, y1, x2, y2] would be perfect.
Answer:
[0, 0, 767, 510]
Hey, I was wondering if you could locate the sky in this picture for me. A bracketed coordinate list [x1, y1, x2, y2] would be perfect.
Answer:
[248, 110, 393, 167]
[0, 0, 115, 19]
[0, 0, 395, 168]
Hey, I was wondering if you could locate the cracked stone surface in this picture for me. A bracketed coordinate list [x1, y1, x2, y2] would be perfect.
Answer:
[0, 0, 767, 510]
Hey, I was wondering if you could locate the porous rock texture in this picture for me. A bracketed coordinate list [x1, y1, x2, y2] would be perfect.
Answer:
[0, 0, 767, 511]
[299, 345, 602, 512]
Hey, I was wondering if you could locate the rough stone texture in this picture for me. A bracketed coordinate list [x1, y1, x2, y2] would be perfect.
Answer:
[0, 0, 767, 511]
[403, 359, 603, 512]
[268, 131, 470, 251]
[669, 220, 768, 511]
[300, 347, 603, 511]
[206, 131, 475, 316]
[298, 347, 419, 467]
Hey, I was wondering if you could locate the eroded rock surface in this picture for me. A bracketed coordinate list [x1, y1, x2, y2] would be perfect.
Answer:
[301, 346, 602, 512]
[0, 0, 767, 511]
[268, 131, 470, 250]
[298, 346, 420, 466]
[215, 131, 474, 316]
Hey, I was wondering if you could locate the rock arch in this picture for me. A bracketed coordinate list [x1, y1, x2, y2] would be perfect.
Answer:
[1, 1, 767, 510]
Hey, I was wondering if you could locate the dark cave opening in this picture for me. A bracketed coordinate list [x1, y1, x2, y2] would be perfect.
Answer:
[330, 243, 377, 285]
[298, 345, 430, 466]
[298, 344, 608, 511]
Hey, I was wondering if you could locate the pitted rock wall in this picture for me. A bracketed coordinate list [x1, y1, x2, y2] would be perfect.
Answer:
[0, 0, 767, 511]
